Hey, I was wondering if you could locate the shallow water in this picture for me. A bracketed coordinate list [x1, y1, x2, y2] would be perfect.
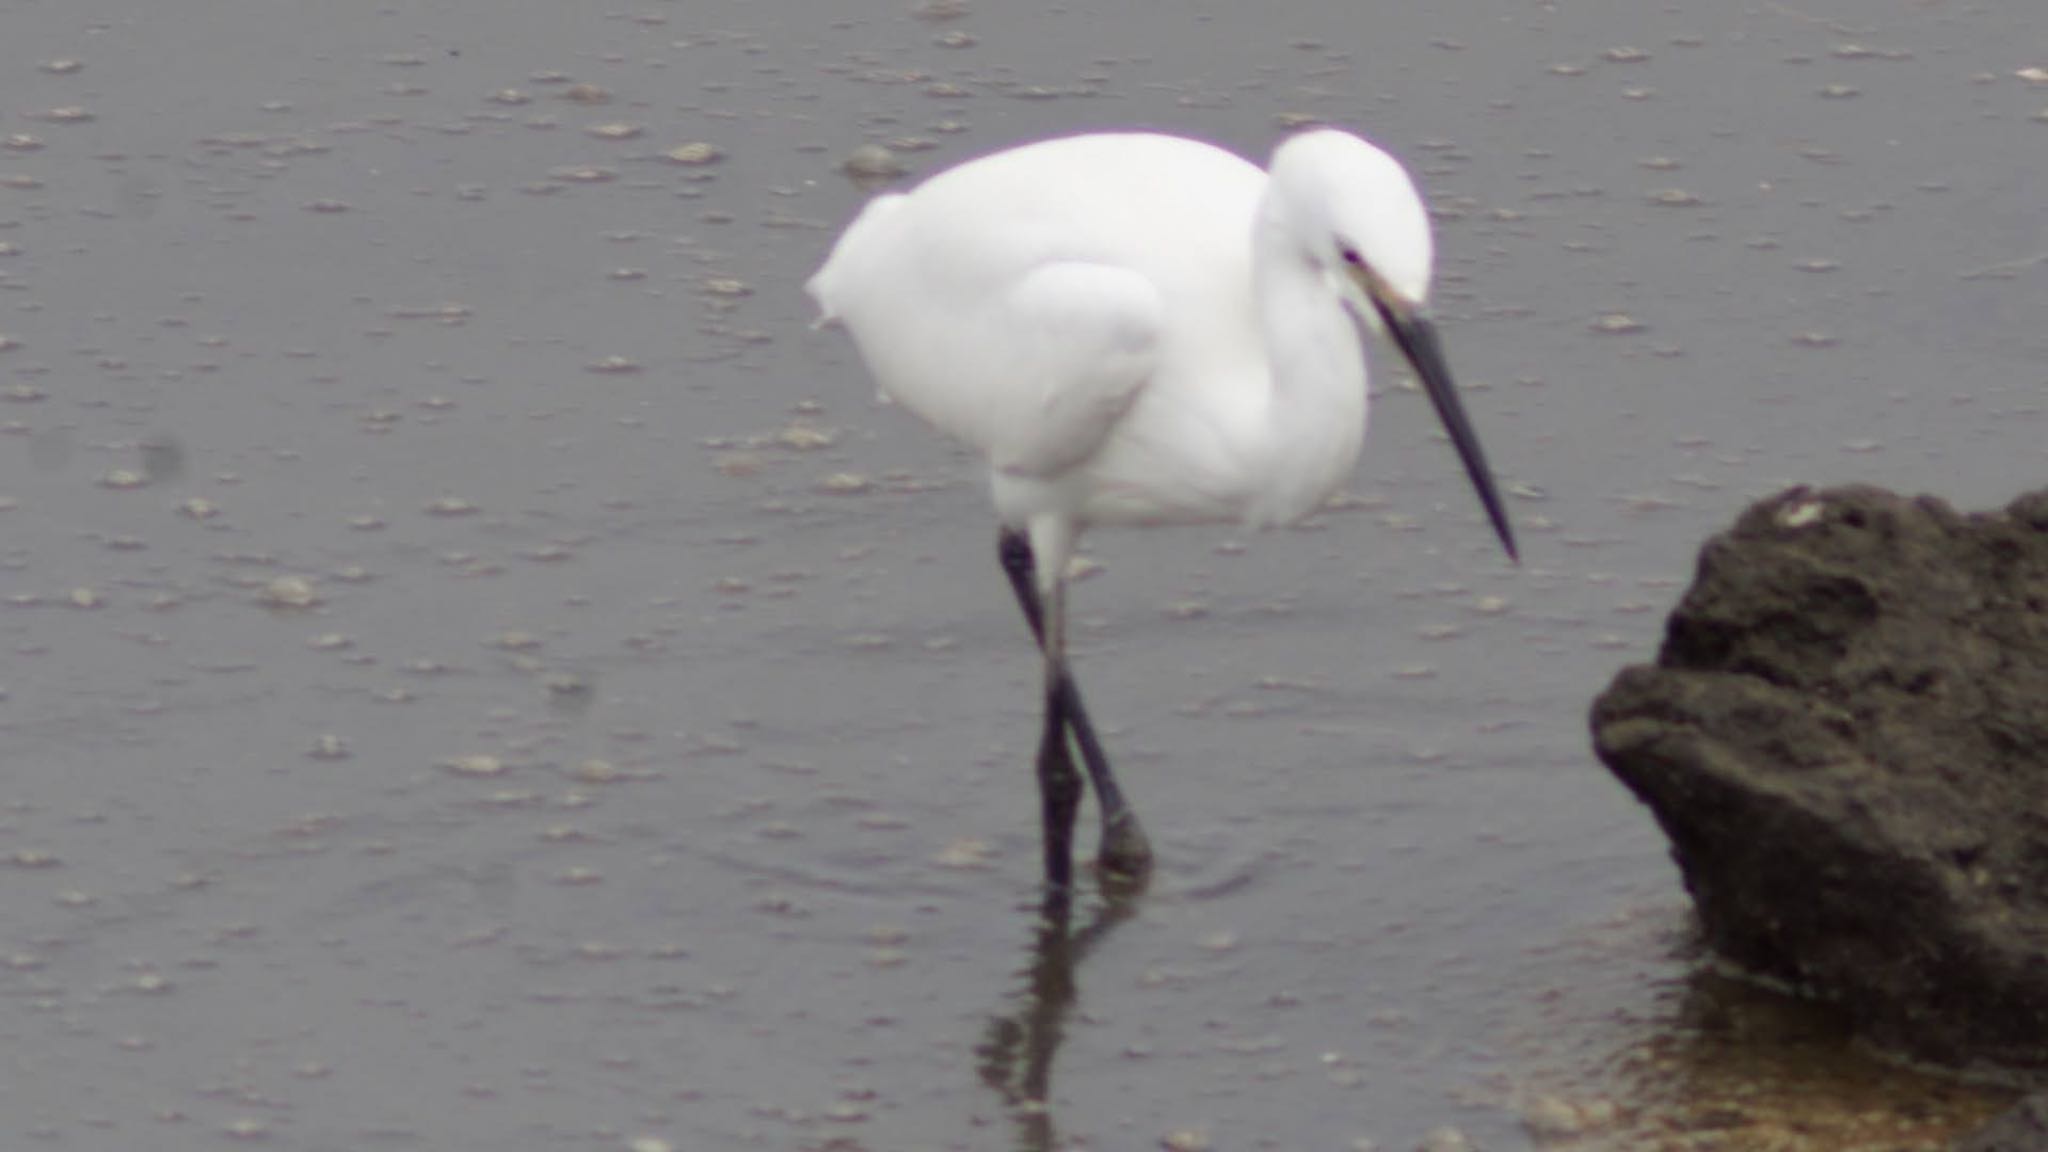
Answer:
[1, 1, 2041, 1148]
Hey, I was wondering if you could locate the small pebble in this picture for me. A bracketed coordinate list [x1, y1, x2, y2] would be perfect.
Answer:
[1522, 1094, 1582, 1138]
[261, 576, 320, 608]
[222, 1118, 270, 1141]
[1417, 1127, 1472, 1152]
[842, 144, 908, 187]
[664, 142, 723, 165]
[444, 754, 506, 777]
[933, 838, 994, 870]
[816, 472, 873, 495]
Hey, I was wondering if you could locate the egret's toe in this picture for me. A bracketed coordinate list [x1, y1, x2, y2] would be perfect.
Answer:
[1097, 814, 1153, 880]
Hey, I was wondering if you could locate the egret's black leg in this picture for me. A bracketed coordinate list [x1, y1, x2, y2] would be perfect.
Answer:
[998, 527, 1048, 641]
[999, 529, 1153, 882]
[1037, 665, 1082, 910]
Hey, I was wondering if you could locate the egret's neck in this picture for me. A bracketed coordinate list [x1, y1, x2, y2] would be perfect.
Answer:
[1245, 195, 1370, 526]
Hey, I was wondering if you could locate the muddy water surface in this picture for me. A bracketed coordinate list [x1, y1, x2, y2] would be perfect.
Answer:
[1, 1, 2043, 1149]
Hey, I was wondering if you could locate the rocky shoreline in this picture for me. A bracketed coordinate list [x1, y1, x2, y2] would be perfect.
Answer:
[1588, 486, 2048, 1147]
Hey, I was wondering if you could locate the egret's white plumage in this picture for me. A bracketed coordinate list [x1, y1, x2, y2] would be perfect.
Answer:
[808, 127, 1516, 903]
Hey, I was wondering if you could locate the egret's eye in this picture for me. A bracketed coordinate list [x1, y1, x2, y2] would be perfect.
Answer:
[1339, 246, 1363, 267]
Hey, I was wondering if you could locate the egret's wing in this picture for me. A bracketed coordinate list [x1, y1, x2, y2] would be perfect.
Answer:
[816, 245, 1163, 480]
[969, 261, 1162, 477]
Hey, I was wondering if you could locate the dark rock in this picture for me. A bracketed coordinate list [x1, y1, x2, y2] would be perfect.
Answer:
[1955, 1092, 2048, 1152]
[1591, 485, 2048, 1073]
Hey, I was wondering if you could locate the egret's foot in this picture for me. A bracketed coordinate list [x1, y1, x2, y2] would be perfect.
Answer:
[1096, 813, 1153, 881]
[1038, 882, 1074, 926]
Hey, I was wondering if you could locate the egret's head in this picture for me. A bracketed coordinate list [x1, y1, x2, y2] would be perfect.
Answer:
[1269, 129, 1435, 326]
[1270, 128, 1517, 564]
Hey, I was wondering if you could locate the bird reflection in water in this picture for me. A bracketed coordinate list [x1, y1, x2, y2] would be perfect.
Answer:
[975, 880, 1145, 1152]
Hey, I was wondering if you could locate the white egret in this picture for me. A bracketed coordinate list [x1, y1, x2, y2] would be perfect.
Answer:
[807, 128, 1518, 902]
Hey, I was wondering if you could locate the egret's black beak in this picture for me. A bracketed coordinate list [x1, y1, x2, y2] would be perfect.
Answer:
[1376, 300, 1519, 563]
